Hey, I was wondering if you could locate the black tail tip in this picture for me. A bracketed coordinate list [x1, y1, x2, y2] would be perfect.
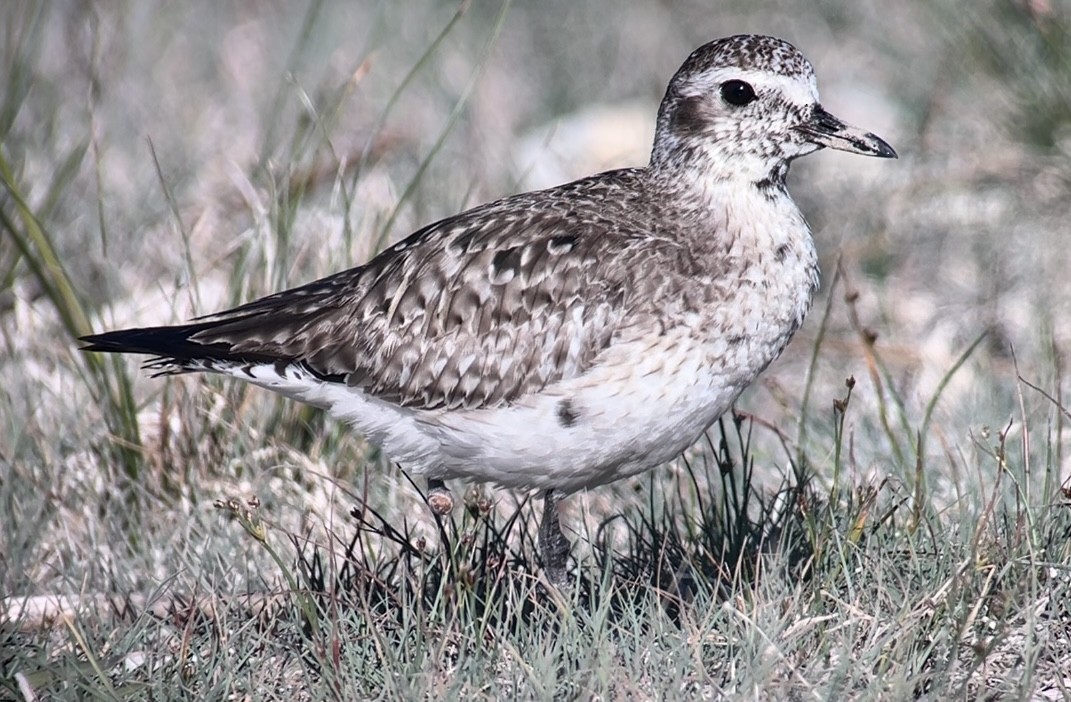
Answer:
[77, 326, 188, 356]
[79, 331, 124, 353]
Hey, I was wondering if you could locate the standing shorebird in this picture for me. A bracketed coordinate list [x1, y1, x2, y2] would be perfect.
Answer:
[82, 35, 895, 585]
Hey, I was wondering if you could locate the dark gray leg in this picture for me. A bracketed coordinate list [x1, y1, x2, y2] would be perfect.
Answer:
[426, 478, 454, 516]
[539, 489, 571, 587]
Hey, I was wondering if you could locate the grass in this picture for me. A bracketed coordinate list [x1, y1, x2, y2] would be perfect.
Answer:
[3, 0, 1071, 699]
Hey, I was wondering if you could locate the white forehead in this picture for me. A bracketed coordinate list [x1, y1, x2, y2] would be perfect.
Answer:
[683, 66, 821, 107]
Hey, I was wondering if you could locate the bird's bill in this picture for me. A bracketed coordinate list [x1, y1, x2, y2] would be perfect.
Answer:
[795, 105, 897, 158]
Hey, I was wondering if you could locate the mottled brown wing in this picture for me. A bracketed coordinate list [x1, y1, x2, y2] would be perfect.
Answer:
[188, 174, 648, 410]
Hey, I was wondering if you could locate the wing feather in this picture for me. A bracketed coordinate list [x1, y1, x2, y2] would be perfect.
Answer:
[179, 170, 650, 410]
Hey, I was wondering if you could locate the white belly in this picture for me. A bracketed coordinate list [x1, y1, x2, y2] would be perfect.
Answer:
[229, 334, 733, 494]
[421, 329, 759, 493]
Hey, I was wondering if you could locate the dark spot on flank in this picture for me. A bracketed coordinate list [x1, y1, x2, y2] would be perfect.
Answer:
[727, 335, 746, 347]
[774, 243, 790, 263]
[556, 398, 579, 428]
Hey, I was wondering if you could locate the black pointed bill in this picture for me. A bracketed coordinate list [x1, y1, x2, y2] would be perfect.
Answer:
[795, 105, 897, 158]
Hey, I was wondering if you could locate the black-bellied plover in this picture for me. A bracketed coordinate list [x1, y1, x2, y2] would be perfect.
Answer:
[82, 35, 895, 586]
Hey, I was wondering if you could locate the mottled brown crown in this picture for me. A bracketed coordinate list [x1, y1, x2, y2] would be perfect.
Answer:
[674, 35, 812, 82]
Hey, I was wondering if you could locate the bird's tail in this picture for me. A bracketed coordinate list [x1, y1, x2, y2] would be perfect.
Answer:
[81, 271, 350, 375]
[79, 319, 277, 374]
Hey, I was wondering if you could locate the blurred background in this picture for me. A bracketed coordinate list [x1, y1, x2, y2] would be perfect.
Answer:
[3, 0, 1070, 599]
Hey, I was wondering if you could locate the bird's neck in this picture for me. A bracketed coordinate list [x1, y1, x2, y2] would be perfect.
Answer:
[642, 156, 818, 292]
[652, 165, 820, 379]
[649, 136, 792, 192]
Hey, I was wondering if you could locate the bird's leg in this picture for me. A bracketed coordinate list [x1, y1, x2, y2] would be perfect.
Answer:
[426, 478, 455, 516]
[539, 489, 571, 587]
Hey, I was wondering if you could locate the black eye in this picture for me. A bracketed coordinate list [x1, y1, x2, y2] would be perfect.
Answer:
[720, 79, 756, 106]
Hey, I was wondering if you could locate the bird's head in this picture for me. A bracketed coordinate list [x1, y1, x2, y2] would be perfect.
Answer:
[651, 35, 896, 186]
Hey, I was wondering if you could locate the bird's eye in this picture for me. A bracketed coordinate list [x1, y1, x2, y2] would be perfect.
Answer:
[720, 79, 756, 106]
